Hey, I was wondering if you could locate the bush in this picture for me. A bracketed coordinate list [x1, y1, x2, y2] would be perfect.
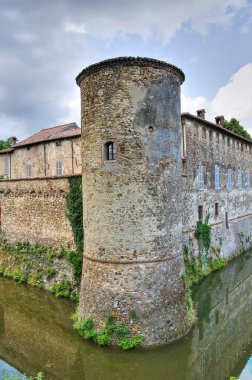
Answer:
[119, 336, 145, 350]
[50, 278, 72, 297]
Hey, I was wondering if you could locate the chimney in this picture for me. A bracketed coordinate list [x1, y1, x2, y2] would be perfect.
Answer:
[215, 116, 225, 126]
[196, 109, 206, 119]
[11, 136, 18, 146]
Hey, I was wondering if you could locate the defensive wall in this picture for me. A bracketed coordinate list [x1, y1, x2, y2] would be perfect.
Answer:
[0, 176, 77, 250]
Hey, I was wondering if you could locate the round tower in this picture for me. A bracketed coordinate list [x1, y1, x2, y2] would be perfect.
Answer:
[76, 57, 190, 346]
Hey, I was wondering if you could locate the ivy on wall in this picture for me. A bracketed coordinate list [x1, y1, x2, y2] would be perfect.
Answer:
[66, 176, 84, 254]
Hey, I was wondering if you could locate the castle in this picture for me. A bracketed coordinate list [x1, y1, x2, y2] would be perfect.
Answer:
[0, 57, 252, 346]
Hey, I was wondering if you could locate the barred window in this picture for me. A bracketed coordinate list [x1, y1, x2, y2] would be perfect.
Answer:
[26, 164, 32, 177]
[215, 165, 220, 190]
[4, 158, 9, 177]
[56, 161, 62, 176]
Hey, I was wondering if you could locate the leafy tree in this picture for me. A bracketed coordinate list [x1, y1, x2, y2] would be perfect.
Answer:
[0, 137, 12, 150]
[223, 118, 252, 141]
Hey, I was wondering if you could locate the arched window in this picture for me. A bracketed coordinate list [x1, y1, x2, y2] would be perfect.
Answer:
[105, 142, 116, 160]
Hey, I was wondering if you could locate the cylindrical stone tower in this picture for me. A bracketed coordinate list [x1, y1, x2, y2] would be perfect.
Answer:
[76, 57, 190, 346]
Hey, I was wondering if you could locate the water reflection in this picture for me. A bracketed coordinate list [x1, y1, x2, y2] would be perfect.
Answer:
[0, 252, 251, 380]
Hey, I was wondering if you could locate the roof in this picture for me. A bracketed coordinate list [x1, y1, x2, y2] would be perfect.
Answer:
[15, 123, 81, 148]
[181, 113, 252, 145]
[0, 148, 14, 155]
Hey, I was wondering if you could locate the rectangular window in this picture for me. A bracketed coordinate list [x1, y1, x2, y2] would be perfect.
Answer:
[3, 158, 9, 177]
[199, 164, 205, 190]
[215, 203, 219, 217]
[56, 141, 62, 147]
[246, 170, 250, 190]
[238, 169, 242, 190]
[209, 130, 213, 142]
[26, 164, 32, 177]
[56, 161, 62, 176]
[227, 169, 232, 191]
[215, 165, 220, 190]
[198, 205, 203, 220]
[216, 132, 219, 144]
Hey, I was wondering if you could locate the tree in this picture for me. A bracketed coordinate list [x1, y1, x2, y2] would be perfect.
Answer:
[223, 118, 252, 141]
[0, 137, 12, 150]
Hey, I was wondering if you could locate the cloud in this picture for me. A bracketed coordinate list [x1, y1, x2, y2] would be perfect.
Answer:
[64, 22, 86, 34]
[211, 63, 252, 128]
[0, 0, 251, 141]
[182, 63, 252, 133]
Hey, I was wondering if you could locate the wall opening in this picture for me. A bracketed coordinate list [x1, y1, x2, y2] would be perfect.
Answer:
[225, 212, 229, 229]
[215, 202, 219, 217]
[198, 205, 203, 220]
[104, 141, 116, 161]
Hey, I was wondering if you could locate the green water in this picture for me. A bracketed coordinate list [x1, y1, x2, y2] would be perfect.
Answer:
[0, 252, 252, 380]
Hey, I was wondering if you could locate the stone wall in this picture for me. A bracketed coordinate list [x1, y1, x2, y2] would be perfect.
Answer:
[0, 176, 78, 249]
[182, 114, 252, 259]
[77, 57, 190, 346]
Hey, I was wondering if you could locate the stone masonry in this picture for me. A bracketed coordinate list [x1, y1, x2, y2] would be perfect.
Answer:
[0, 176, 77, 250]
[76, 57, 190, 345]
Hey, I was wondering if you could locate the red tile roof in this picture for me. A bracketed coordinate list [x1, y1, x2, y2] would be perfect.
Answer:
[15, 122, 81, 148]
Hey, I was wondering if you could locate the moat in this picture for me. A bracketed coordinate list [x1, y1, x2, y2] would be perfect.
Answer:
[0, 251, 252, 380]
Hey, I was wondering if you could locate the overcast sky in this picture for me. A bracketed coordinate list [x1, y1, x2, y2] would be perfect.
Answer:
[0, 0, 252, 141]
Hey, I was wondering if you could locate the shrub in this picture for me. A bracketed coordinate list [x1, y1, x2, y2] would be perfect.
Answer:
[119, 336, 145, 350]
[50, 278, 72, 297]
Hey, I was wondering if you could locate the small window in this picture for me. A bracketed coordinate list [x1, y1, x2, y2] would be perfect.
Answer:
[202, 127, 206, 140]
[238, 169, 242, 190]
[104, 141, 116, 161]
[27, 146, 31, 151]
[215, 165, 220, 190]
[56, 141, 62, 147]
[56, 161, 62, 176]
[246, 170, 250, 190]
[4, 158, 9, 177]
[26, 164, 32, 177]
[227, 168, 232, 191]
[216, 132, 219, 144]
[198, 164, 205, 191]
[198, 205, 203, 220]
[215, 203, 219, 217]
[209, 130, 213, 142]
[225, 212, 229, 229]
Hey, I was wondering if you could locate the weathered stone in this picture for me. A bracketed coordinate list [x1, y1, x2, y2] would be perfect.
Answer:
[77, 57, 189, 346]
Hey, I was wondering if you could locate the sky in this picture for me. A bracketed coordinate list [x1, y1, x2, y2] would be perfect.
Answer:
[0, 0, 252, 141]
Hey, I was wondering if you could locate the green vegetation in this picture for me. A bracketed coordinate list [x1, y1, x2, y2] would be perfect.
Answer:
[3, 372, 43, 380]
[66, 177, 83, 253]
[0, 137, 12, 150]
[73, 311, 145, 350]
[65, 176, 84, 287]
[0, 239, 79, 301]
[195, 213, 211, 265]
[223, 117, 252, 140]
[50, 277, 72, 298]
[229, 377, 238, 380]
[183, 216, 227, 324]
[238, 232, 252, 254]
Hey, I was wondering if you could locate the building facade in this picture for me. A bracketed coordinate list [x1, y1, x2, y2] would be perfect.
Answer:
[0, 122, 81, 179]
